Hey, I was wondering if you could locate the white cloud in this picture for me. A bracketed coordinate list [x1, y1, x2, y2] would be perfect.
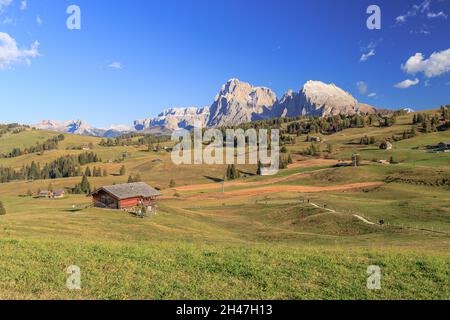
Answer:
[402, 48, 450, 78]
[20, 1, 27, 11]
[2, 16, 13, 24]
[368, 93, 377, 98]
[411, 29, 431, 35]
[36, 16, 42, 26]
[394, 78, 420, 89]
[108, 62, 123, 70]
[427, 11, 447, 19]
[0, 0, 12, 11]
[396, 15, 408, 23]
[356, 81, 368, 94]
[360, 49, 375, 62]
[395, 0, 433, 24]
[0, 32, 40, 69]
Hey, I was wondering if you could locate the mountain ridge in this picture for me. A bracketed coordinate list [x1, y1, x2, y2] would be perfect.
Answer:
[33, 79, 378, 137]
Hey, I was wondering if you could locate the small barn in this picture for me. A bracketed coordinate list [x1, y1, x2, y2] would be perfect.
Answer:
[438, 142, 450, 150]
[53, 190, 66, 199]
[38, 190, 53, 198]
[379, 141, 393, 150]
[90, 182, 161, 210]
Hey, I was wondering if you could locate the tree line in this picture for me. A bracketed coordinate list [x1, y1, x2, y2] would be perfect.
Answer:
[0, 152, 101, 183]
[0, 134, 65, 158]
[99, 133, 171, 147]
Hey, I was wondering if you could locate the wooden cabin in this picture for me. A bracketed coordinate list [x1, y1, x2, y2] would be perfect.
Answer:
[53, 190, 66, 199]
[90, 182, 161, 210]
[38, 190, 53, 198]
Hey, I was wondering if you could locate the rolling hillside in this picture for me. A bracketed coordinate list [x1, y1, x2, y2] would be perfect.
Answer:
[0, 109, 449, 299]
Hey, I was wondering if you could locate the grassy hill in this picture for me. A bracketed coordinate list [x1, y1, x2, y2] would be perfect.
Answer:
[0, 112, 449, 299]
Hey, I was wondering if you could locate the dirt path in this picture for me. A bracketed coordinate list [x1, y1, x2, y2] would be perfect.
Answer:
[309, 202, 377, 225]
[353, 214, 376, 225]
[175, 159, 338, 192]
[287, 158, 338, 169]
[188, 182, 383, 199]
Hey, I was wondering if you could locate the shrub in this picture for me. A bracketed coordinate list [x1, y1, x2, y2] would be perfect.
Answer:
[0, 201, 6, 215]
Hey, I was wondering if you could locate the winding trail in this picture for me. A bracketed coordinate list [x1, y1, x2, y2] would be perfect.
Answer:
[309, 202, 376, 226]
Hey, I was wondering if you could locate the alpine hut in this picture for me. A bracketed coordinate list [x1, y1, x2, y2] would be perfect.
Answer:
[90, 182, 161, 210]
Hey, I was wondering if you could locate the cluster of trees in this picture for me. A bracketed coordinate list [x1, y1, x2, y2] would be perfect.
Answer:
[279, 153, 293, 169]
[70, 175, 91, 194]
[440, 105, 450, 121]
[379, 116, 397, 128]
[226, 164, 240, 180]
[0, 134, 65, 158]
[84, 166, 107, 177]
[0, 152, 101, 183]
[285, 113, 397, 137]
[302, 143, 322, 157]
[360, 136, 376, 145]
[99, 133, 170, 147]
[412, 113, 440, 133]
[0, 124, 28, 138]
[127, 174, 142, 183]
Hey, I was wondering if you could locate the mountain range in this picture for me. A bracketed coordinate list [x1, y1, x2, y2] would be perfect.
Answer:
[33, 79, 378, 137]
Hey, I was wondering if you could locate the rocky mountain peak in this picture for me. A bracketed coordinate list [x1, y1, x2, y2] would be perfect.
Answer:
[208, 78, 277, 127]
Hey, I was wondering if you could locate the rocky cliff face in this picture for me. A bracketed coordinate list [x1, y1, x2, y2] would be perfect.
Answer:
[34, 120, 133, 137]
[134, 106, 210, 131]
[272, 80, 376, 118]
[207, 79, 277, 127]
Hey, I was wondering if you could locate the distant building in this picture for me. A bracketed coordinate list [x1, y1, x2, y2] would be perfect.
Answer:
[38, 190, 53, 198]
[380, 141, 393, 150]
[438, 142, 450, 150]
[90, 182, 161, 210]
[426, 142, 450, 152]
[53, 190, 66, 198]
[307, 136, 321, 143]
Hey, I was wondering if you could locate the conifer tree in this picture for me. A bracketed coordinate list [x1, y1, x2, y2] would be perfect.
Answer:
[0, 201, 6, 215]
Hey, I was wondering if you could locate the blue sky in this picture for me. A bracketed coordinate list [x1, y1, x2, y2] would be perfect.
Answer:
[1, 0, 449, 127]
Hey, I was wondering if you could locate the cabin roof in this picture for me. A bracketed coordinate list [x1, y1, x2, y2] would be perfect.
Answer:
[91, 182, 161, 200]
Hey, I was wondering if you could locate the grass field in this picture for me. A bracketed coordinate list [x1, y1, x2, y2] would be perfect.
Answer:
[0, 113, 450, 299]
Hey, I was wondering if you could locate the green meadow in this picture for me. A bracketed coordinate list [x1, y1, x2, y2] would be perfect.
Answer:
[0, 111, 450, 299]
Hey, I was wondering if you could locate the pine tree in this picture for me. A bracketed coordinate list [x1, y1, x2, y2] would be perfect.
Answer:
[288, 153, 293, 164]
[0, 201, 6, 215]
[119, 165, 126, 176]
[169, 179, 176, 188]
[257, 161, 262, 175]
[79, 174, 91, 194]
[226, 164, 240, 180]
